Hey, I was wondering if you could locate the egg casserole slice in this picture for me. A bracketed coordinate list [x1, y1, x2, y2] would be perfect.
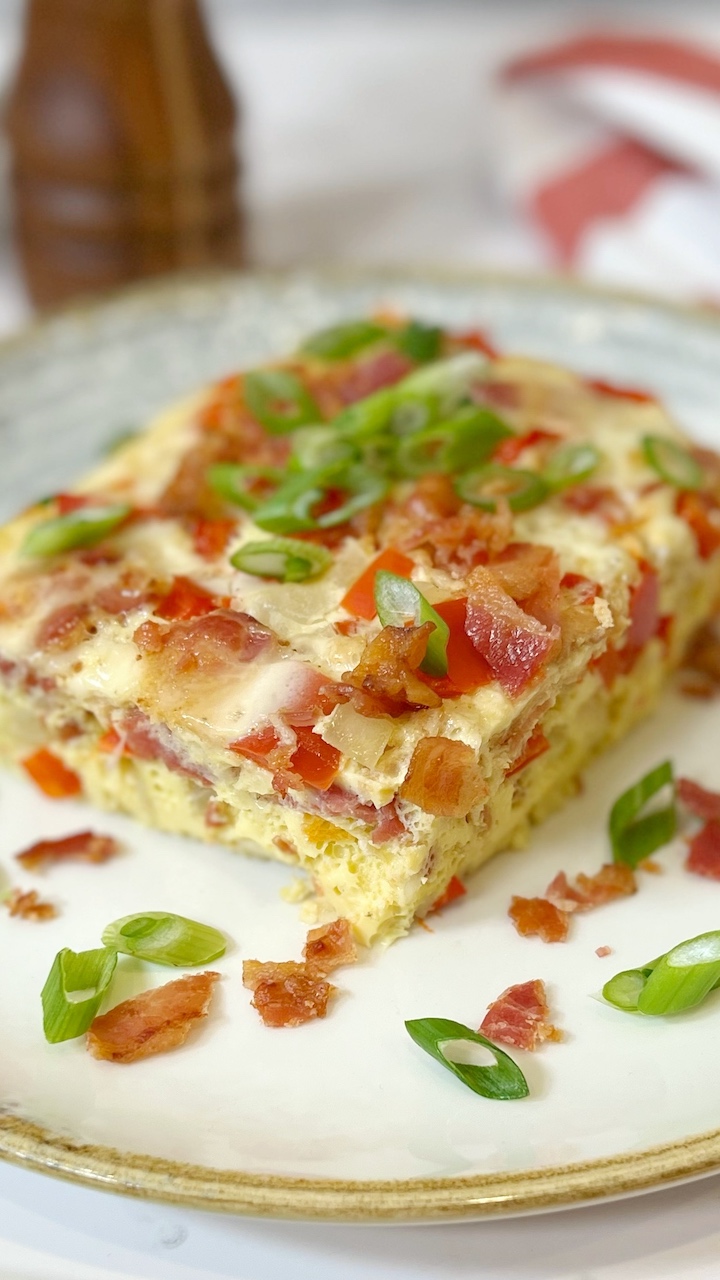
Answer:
[1, 318, 719, 945]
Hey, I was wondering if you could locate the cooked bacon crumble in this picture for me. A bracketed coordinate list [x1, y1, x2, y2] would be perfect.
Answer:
[86, 971, 220, 1063]
[480, 978, 563, 1051]
[5, 887, 57, 920]
[243, 918, 357, 1028]
[15, 830, 119, 871]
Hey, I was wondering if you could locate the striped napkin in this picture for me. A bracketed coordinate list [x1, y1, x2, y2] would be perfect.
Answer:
[497, 33, 720, 301]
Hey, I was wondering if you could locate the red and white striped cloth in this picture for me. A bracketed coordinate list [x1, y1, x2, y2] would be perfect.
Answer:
[497, 33, 720, 302]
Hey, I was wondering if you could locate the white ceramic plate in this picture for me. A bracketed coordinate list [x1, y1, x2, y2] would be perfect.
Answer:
[1, 271, 720, 1222]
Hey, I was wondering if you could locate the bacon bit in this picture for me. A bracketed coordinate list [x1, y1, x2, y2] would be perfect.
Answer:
[190, 516, 237, 560]
[303, 918, 357, 976]
[400, 737, 487, 818]
[35, 602, 92, 650]
[678, 777, 720, 822]
[429, 875, 467, 914]
[562, 485, 629, 525]
[15, 830, 119, 871]
[230, 723, 340, 792]
[545, 863, 636, 913]
[56, 493, 91, 515]
[466, 565, 560, 696]
[638, 857, 663, 874]
[341, 548, 415, 620]
[21, 748, 82, 799]
[95, 570, 159, 616]
[5, 888, 57, 920]
[509, 896, 570, 943]
[339, 623, 441, 717]
[507, 727, 551, 777]
[154, 576, 218, 621]
[677, 491, 720, 560]
[490, 543, 562, 630]
[594, 565, 660, 688]
[560, 572, 598, 602]
[204, 798, 232, 828]
[87, 971, 220, 1063]
[686, 820, 720, 880]
[595, 945, 612, 958]
[334, 349, 414, 405]
[494, 428, 559, 466]
[243, 961, 335, 1028]
[134, 609, 272, 673]
[480, 979, 563, 1050]
[117, 708, 212, 784]
[585, 377, 655, 403]
[680, 621, 720, 696]
[678, 670, 716, 699]
[451, 327, 498, 358]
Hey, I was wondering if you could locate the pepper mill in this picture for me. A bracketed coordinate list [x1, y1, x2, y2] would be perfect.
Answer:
[4, 0, 245, 308]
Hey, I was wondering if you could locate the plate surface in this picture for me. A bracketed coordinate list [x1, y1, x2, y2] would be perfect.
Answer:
[1, 270, 720, 1222]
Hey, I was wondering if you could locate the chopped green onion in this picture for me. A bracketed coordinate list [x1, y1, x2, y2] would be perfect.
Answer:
[243, 369, 320, 434]
[642, 435, 703, 490]
[101, 912, 226, 967]
[290, 426, 359, 472]
[207, 463, 283, 511]
[23, 503, 131, 557]
[603, 934, 720, 1016]
[374, 570, 449, 676]
[332, 387, 399, 443]
[252, 469, 333, 534]
[300, 319, 388, 360]
[609, 760, 676, 868]
[316, 465, 389, 528]
[41, 946, 118, 1043]
[394, 320, 443, 364]
[455, 464, 549, 513]
[331, 353, 487, 444]
[543, 442, 602, 491]
[405, 1017, 529, 1100]
[602, 966, 655, 1012]
[231, 537, 333, 582]
[395, 406, 512, 478]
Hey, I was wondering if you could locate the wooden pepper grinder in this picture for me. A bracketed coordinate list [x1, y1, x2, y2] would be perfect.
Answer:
[4, 0, 245, 308]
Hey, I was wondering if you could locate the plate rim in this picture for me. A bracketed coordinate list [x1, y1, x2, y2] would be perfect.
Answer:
[3, 265, 720, 1222]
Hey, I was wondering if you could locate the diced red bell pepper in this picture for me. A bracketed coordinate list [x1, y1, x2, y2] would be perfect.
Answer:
[22, 747, 82, 798]
[290, 726, 342, 791]
[56, 493, 91, 515]
[506, 727, 550, 777]
[191, 517, 236, 561]
[429, 875, 467, 913]
[451, 328, 499, 359]
[341, 548, 415, 619]
[155, 576, 218, 621]
[494, 429, 559, 466]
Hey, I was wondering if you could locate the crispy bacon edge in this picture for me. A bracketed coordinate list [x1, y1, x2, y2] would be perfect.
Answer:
[242, 919, 357, 1028]
[15, 830, 119, 871]
[86, 971, 220, 1063]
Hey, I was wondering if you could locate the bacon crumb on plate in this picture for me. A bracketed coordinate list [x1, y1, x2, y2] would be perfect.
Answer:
[508, 896, 570, 943]
[545, 863, 636, 913]
[677, 777, 720, 822]
[302, 918, 357, 976]
[243, 918, 357, 1027]
[686, 820, 720, 881]
[595, 945, 612, 958]
[86, 971, 220, 1063]
[15, 830, 119, 871]
[5, 888, 57, 921]
[480, 979, 563, 1051]
[21, 748, 82, 799]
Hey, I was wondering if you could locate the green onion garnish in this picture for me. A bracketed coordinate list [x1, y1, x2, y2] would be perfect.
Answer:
[300, 319, 388, 360]
[374, 570, 449, 676]
[252, 469, 333, 534]
[405, 1017, 529, 1100]
[41, 946, 118, 1043]
[642, 435, 703, 491]
[243, 369, 320, 434]
[394, 320, 443, 364]
[207, 463, 283, 511]
[395, 406, 512, 478]
[231, 536, 333, 582]
[543, 442, 602, 491]
[609, 760, 676, 868]
[603, 933, 720, 1016]
[101, 912, 226, 967]
[315, 465, 389, 528]
[290, 425, 359, 472]
[23, 503, 131, 557]
[455, 464, 549, 513]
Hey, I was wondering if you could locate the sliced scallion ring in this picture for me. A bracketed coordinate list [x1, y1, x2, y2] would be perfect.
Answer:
[609, 760, 676, 868]
[603, 934, 720, 1016]
[289, 425, 359, 472]
[101, 912, 227, 967]
[602, 966, 655, 1012]
[300, 319, 388, 360]
[455, 464, 549, 513]
[231, 537, 333, 582]
[405, 1017, 529, 1100]
[543, 442, 602, 491]
[642, 435, 703, 491]
[243, 369, 320, 434]
[316, 465, 389, 528]
[252, 468, 335, 534]
[23, 503, 131, 557]
[207, 463, 283, 511]
[395, 406, 512, 478]
[374, 570, 449, 676]
[41, 946, 118, 1043]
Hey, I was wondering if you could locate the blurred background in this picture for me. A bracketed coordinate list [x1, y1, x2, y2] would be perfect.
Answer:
[1, 0, 720, 338]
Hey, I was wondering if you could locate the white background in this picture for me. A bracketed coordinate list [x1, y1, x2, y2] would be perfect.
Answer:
[2, 2, 720, 1276]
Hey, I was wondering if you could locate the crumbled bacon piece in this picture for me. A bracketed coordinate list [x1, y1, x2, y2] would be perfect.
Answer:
[303, 918, 357, 976]
[333, 349, 414, 404]
[87, 972, 220, 1063]
[403, 505, 513, 573]
[15, 830, 119, 871]
[116, 708, 212, 784]
[490, 543, 562, 630]
[494, 429, 559, 466]
[339, 623, 441, 716]
[95, 570, 159, 616]
[686, 820, 720, 880]
[480, 978, 563, 1050]
[678, 777, 720, 822]
[676, 491, 720, 560]
[545, 863, 636, 913]
[595, 945, 612, 958]
[400, 737, 487, 817]
[466, 565, 560, 696]
[134, 609, 272, 673]
[243, 919, 357, 1028]
[298, 785, 406, 844]
[35, 602, 92, 650]
[154, 576, 218, 621]
[5, 887, 57, 920]
[190, 516, 237, 560]
[562, 485, 629, 525]
[508, 896, 570, 943]
[429, 875, 466, 913]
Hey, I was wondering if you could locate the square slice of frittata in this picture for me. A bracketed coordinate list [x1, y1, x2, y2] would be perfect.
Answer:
[1, 317, 719, 944]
